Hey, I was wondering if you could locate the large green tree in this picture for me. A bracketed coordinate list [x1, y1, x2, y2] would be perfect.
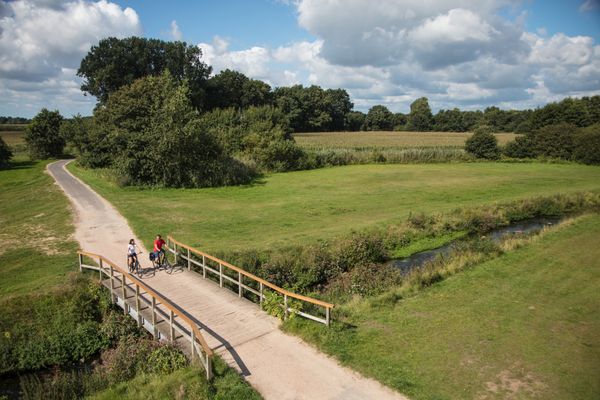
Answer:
[0, 137, 12, 168]
[206, 69, 272, 110]
[407, 97, 433, 131]
[24, 109, 64, 159]
[77, 37, 211, 110]
[363, 105, 394, 131]
[87, 72, 247, 187]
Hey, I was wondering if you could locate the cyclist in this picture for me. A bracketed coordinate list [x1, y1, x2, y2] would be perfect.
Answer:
[153, 234, 166, 267]
[127, 239, 140, 271]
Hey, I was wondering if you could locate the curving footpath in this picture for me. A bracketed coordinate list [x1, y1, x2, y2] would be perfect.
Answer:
[47, 160, 408, 400]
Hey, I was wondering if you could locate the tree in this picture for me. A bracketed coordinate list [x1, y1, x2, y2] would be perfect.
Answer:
[206, 69, 273, 110]
[573, 124, 600, 165]
[363, 105, 394, 131]
[88, 72, 248, 187]
[77, 37, 211, 110]
[465, 125, 500, 160]
[345, 111, 366, 131]
[392, 113, 407, 130]
[25, 109, 64, 159]
[0, 136, 12, 168]
[60, 114, 93, 156]
[530, 123, 577, 159]
[407, 97, 433, 131]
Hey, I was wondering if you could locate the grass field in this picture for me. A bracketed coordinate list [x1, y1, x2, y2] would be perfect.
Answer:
[286, 214, 600, 400]
[68, 162, 600, 254]
[0, 159, 78, 298]
[294, 131, 519, 150]
[0, 128, 26, 147]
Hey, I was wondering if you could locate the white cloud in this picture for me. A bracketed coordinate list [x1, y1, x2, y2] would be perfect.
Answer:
[579, 0, 599, 12]
[0, 0, 141, 116]
[199, 0, 600, 113]
[170, 20, 182, 41]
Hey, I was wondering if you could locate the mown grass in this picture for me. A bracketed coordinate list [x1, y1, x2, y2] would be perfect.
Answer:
[68, 162, 600, 254]
[294, 131, 518, 150]
[0, 159, 78, 298]
[391, 230, 467, 258]
[285, 214, 600, 400]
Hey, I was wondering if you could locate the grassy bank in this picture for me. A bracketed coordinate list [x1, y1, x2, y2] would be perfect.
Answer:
[0, 160, 77, 297]
[286, 214, 600, 400]
[294, 131, 518, 150]
[68, 162, 600, 253]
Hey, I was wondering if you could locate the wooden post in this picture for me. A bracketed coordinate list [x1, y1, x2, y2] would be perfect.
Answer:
[109, 265, 115, 304]
[187, 248, 191, 271]
[284, 294, 288, 320]
[202, 255, 206, 278]
[206, 355, 213, 380]
[78, 253, 83, 272]
[238, 272, 242, 297]
[121, 274, 127, 315]
[135, 285, 141, 327]
[219, 263, 223, 287]
[259, 282, 263, 307]
[326, 307, 330, 327]
[99, 258, 103, 281]
[169, 310, 175, 342]
[190, 328, 195, 359]
[151, 296, 157, 339]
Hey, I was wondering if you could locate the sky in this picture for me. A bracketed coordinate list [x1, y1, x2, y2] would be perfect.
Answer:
[1, 0, 599, 118]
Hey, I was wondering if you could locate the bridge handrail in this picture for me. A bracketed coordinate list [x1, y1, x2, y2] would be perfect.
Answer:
[77, 250, 213, 378]
[167, 236, 334, 325]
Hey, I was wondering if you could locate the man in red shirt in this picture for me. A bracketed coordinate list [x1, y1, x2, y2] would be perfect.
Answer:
[153, 234, 166, 266]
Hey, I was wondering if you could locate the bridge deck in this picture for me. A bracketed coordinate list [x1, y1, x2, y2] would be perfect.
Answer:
[49, 160, 407, 400]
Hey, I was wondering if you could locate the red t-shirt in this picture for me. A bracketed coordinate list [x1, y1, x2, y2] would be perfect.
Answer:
[154, 238, 165, 252]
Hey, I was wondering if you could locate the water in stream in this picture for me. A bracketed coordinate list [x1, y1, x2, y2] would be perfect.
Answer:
[390, 216, 564, 274]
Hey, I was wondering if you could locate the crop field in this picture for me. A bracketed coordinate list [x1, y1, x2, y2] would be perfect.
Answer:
[68, 162, 600, 254]
[293, 131, 519, 150]
[0, 124, 26, 147]
[287, 214, 600, 400]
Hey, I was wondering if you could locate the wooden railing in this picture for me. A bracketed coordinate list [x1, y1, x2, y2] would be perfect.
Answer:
[166, 236, 334, 326]
[77, 250, 214, 379]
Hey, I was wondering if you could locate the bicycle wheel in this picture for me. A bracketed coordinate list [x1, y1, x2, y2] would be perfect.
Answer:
[136, 260, 143, 278]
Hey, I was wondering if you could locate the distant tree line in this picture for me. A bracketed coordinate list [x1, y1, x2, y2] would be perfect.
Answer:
[0, 116, 31, 124]
[12, 36, 600, 183]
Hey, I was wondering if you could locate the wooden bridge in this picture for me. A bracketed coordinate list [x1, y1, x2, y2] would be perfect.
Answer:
[77, 236, 334, 380]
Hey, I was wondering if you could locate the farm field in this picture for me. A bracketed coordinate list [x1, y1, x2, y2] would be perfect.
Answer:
[287, 213, 600, 400]
[0, 124, 26, 147]
[294, 131, 519, 150]
[68, 162, 600, 254]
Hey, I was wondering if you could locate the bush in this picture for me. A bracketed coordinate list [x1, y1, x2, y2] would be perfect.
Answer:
[503, 134, 536, 158]
[24, 109, 64, 159]
[530, 122, 576, 159]
[465, 125, 500, 159]
[573, 124, 600, 165]
[146, 345, 188, 375]
[0, 136, 12, 167]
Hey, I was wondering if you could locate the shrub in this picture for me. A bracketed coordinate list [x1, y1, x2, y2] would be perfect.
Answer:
[573, 124, 600, 165]
[24, 109, 64, 159]
[465, 125, 500, 159]
[146, 345, 188, 375]
[0, 136, 12, 167]
[503, 134, 536, 158]
[530, 122, 576, 159]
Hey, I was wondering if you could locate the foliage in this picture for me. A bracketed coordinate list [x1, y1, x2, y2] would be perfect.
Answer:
[24, 109, 64, 159]
[406, 97, 433, 131]
[77, 36, 211, 109]
[85, 72, 250, 187]
[146, 345, 188, 375]
[345, 111, 366, 131]
[60, 114, 93, 156]
[206, 69, 272, 110]
[363, 105, 394, 131]
[465, 125, 501, 159]
[573, 124, 600, 165]
[274, 85, 352, 132]
[0, 136, 12, 167]
[530, 122, 577, 159]
[502, 134, 536, 158]
[199, 105, 306, 172]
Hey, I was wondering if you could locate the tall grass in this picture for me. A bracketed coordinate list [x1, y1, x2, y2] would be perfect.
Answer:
[305, 147, 471, 166]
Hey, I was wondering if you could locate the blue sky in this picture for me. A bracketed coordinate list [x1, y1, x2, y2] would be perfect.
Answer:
[1, 0, 599, 117]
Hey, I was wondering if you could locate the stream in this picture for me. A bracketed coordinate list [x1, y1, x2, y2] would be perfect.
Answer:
[390, 216, 564, 274]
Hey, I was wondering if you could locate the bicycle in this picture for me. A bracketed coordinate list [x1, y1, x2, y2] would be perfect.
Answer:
[128, 251, 144, 278]
[152, 249, 171, 271]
